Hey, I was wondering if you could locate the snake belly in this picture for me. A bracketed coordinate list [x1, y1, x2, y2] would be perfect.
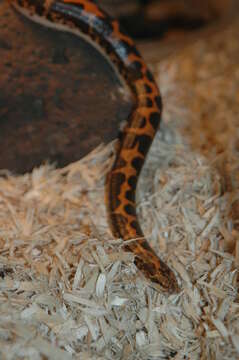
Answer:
[10, 0, 179, 293]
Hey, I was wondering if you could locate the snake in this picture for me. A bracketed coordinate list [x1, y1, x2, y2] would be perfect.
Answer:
[10, 0, 179, 293]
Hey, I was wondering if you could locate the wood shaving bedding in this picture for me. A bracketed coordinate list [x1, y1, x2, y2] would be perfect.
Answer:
[0, 20, 239, 360]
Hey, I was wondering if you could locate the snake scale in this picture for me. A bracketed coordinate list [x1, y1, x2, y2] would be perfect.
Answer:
[10, 0, 179, 293]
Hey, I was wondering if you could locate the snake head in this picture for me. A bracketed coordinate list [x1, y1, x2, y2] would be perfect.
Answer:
[135, 254, 180, 294]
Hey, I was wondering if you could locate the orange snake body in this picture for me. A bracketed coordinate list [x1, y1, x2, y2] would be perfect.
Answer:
[11, 0, 179, 293]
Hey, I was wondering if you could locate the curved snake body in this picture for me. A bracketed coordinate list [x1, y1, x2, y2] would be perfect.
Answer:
[11, 0, 179, 293]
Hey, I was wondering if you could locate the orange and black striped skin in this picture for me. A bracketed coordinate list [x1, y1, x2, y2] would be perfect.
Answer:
[11, 0, 179, 293]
